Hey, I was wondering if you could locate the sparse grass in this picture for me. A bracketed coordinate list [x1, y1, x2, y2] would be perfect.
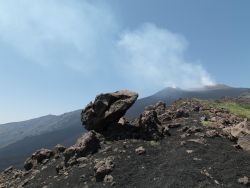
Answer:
[104, 141, 113, 145]
[216, 102, 250, 120]
[149, 140, 160, 147]
[196, 98, 250, 120]
[201, 120, 211, 127]
[241, 92, 250, 99]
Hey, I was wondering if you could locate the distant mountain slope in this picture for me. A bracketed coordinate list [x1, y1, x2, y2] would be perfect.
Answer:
[0, 110, 82, 149]
[126, 85, 250, 118]
[0, 124, 84, 170]
[0, 110, 84, 170]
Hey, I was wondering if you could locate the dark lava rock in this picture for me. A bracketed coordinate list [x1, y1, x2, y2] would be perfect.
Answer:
[138, 110, 164, 140]
[173, 109, 189, 119]
[147, 101, 166, 115]
[205, 130, 219, 138]
[237, 134, 250, 153]
[94, 157, 114, 181]
[64, 131, 101, 163]
[54, 144, 66, 153]
[3, 166, 13, 174]
[24, 149, 54, 171]
[81, 90, 138, 131]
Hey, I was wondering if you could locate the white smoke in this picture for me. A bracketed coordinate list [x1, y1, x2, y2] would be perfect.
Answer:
[116, 23, 215, 93]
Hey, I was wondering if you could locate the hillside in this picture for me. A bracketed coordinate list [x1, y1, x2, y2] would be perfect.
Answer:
[1, 90, 250, 188]
[0, 85, 249, 171]
[126, 85, 250, 118]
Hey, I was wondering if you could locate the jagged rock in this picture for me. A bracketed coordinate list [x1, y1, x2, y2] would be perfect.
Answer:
[205, 130, 219, 138]
[3, 166, 13, 174]
[181, 126, 189, 132]
[81, 90, 138, 131]
[63, 147, 76, 163]
[222, 120, 250, 148]
[167, 123, 181, 128]
[237, 134, 250, 153]
[33, 149, 54, 163]
[118, 117, 127, 126]
[138, 110, 163, 140]
[64, 131, 101, 163]
[184, 126, 203, 134]
[163, 126, 171, 136]
[158, 112, 172, 122]
[94, 157, 114, 181]
[24, 158, 33, 171]
[24, 149, 54, 171]
[173, 109, 189, 119]
[76, 157, 88, 163]
[54, 144, 66, 153]
[193, 106, 200, 112]
[55, 164, 64, 174]
[153, 101, 166, 115]
[230, 120, 250, 138]
[67, 157, 78, 166]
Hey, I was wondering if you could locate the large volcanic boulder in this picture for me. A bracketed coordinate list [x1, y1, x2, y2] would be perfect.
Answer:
[81, 90, 138, 131]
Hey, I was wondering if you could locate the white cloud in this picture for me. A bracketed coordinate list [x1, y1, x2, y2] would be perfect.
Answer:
[116, 23, 215, 93]
[0, 0, 117, 73]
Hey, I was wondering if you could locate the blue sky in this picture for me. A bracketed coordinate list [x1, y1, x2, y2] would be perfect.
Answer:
[0, 0, 249, 123]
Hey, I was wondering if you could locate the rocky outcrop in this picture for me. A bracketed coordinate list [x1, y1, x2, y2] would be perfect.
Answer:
[1, 97, 250, 188]
[81, 90, 138, 131]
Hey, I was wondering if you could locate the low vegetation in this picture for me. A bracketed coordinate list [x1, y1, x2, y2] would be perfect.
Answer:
[201, 120, 211, 127]
[196, 98, 250, 120]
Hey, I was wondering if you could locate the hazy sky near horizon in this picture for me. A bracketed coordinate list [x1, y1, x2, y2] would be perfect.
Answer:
[0, 0, 249, 123]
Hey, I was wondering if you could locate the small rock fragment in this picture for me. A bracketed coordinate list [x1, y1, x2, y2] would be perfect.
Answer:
[205, 130, 218, 138]
[104, 175, 114, 183]
[186, 150, 193, 154]
[94, 157, 114, 181]
[135, 146, 146, 155]
[238, 176, 249, 185]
